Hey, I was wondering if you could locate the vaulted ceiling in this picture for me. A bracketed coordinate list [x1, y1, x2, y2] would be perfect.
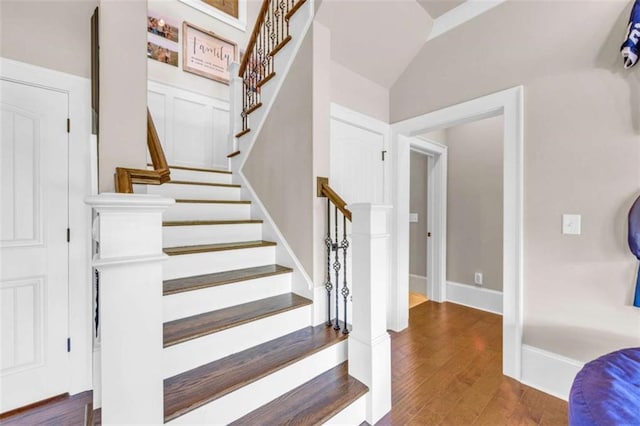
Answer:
[315, 0, 469, 88]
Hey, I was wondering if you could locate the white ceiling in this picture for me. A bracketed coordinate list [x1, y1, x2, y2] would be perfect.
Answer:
[416, 0, 466, 19]
[315, 0, 433, 88]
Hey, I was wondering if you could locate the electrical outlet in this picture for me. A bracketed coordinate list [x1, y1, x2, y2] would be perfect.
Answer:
[474, 272, 483, 286]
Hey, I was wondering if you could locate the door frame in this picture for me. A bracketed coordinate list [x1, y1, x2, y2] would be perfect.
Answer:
[391, 86, 524, 380]
[1, 57, 95, 396]
[410, 138, 448, 303]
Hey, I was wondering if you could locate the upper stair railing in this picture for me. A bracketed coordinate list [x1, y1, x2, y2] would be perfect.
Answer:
[235, 0, 307, 138]
[317, 177, 352, 334]
[115, 109, 170, 193]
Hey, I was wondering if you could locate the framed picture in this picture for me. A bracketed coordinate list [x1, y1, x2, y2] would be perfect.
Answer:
[147, 11, 179, 67]
[182, 22, 238, 84]
[178, 0, 247, 32]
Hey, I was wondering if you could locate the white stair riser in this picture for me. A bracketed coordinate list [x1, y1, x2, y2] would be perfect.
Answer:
[163, 223, 262, 247]
[167, 168, 232, 184]
[167, 340, 347, 425]
[163, 273, 292, 321]
[164, 246, 276, 280]
[138, 183, 241, 200]
[163, 304, 311, 377]
[163, 203, 251, 222]
[323, 394, 366, 425]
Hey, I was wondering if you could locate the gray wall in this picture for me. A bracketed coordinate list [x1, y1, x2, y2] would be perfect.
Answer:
[331, 61, 389, 122]
[409, 151, 428, 278]
[244, 31, 314, 277]
[1, 1, 98, 78]
[391, 0, 640, 361]
[446, 115, 503, 292]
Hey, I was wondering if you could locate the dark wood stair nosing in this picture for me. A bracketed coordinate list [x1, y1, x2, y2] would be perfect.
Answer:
[227, 150, 241, 158]
[256, 72, 276, 88]
[163, 240, 276, 256]
[234, 128, 250, 138]
[230, 362, 368, 426]
[269, 35, 292, 57]
[163, 293, 312, 348]
[245, 102, 262, 115]
[285, 0, 307, 20]
[163, 264, 293, 296]
[163, 322, 348, 422]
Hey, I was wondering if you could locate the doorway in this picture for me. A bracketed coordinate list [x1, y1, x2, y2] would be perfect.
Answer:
[391, 86, 524, 380]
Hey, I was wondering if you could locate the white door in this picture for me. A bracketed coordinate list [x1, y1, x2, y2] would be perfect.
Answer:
[329, 114, 386, 204]
[0, 79, 70, 412]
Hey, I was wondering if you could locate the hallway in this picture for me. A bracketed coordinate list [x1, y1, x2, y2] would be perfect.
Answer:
[378, 302, 568, 425]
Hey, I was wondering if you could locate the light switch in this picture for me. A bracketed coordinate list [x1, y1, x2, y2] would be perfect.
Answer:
[409, 213, 418, 223]
[562, 214, 581, 235]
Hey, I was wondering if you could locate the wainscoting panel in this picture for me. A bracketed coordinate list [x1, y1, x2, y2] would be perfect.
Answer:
[148, 81, 230, 170]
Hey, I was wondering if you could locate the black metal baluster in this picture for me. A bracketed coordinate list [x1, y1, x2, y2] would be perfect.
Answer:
[341, 215, 350, 334]
[333, 206, 340, 330]
[325, 198, 332, 326]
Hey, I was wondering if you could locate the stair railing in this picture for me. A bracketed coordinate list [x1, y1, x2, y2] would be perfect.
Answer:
[317, 177, 351, 334]
[236, 0, 306, 137]
[115, 108, 171, 193]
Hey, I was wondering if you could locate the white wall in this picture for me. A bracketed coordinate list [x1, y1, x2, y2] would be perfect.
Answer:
[445, 115, 503, 292]
[391, 0, 640, 362]
[0, 1, 98, 79]
[331, 61, 389, 123]
[147, 0, 262, 99]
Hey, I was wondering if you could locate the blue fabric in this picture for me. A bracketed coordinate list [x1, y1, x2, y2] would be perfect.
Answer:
[630, 195, 640, 308]
[569, 348, 640, 426]
[622, 0, 640, 68]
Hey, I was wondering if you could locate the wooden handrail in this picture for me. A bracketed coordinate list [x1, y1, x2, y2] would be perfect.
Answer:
[238, 0, 271, 76]
[115, 109, 171, 193]
[317, 177, 352, 222]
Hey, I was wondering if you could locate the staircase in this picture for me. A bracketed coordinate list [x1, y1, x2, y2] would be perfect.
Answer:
[134, 166, 368, 424]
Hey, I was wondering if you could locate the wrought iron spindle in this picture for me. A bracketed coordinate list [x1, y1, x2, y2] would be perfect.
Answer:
[341, 215, 349, 334]
[333, 206, 340, 330]
[325, 198, 333, 326]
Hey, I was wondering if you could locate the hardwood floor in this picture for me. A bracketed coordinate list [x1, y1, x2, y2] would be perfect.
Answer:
[0, 301, 567, 425]
[378, 301, 568, 425]
[409, 291, 428, 309]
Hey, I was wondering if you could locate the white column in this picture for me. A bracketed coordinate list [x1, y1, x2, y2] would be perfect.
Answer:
[229, 61, 242, 165]
[86, 194, 174, 424]
[347, 203, 392, 424]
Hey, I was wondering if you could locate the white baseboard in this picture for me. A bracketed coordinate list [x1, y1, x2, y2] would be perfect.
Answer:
[446, 281, 502, 314]
[521, 344, 584, 401]
[409, 274, 427, 294]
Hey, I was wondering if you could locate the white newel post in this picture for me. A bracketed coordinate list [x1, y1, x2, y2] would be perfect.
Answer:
[347, 203, 393, 424]
[86, 194, 174, 424]
[229, 62, 242, 159]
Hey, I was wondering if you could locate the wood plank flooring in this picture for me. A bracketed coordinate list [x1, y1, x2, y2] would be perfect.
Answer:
[378, 301, 568, 425]
[0, 301, 567, 425]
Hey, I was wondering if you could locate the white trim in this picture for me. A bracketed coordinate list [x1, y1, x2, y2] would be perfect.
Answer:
[409, 274, 427, 296]
[409, 138, 447, 304]
[0, 57, 95, 395]
[521, 345, 584, 401]
[427, 0, 507, 41]
[330, 102, 392, 204]
[392, 85, 524, 381]
[446, 281, 503, 315]
[178, 0, 247, 32]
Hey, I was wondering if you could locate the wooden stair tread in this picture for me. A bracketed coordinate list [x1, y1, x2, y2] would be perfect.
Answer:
[164, 240, 276, 256]
[163, 264, 293, 296]
[256, 71, 276, 88]
[164, 323, 347, 422]
[166, 180, 240, 188]
[163, 219, 263, 226]
[147, 163, 232, 174]
[230, 362, 368, 426]
[175, 199, 250, 204]
[163, 293, 310, 348]
[227, 150, 241, 158]
[235, 128, 250, 138]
